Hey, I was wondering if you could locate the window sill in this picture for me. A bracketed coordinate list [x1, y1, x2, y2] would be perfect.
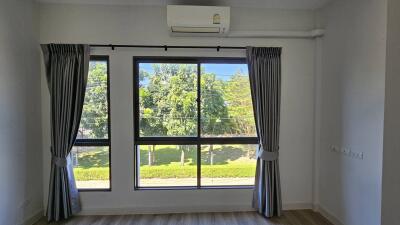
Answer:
[134, 185, 254, 191]
[78, 188, 111, 192]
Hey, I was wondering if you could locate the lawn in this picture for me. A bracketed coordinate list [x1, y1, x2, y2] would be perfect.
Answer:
[72, 145, 257, 181]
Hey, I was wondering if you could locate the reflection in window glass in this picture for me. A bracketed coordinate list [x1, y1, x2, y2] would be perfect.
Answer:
[71, 146, 110, 189]
[137, 145, 197, 187]
[201, 144, 257, 186]
[139, 63, 198, 137]
[201, 64, 256, 137]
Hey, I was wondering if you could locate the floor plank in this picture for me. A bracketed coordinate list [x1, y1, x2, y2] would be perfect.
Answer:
[34, 210, 333, 225]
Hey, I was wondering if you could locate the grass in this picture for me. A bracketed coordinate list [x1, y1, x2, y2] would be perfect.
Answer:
[72, 145, 257, 181]
[74, 167, 109, 181]
[140, 163, 256, 179]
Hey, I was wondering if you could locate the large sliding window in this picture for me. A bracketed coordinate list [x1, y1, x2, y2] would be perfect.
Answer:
[134, 58, 257, 189]
[72, 56, 111, 191]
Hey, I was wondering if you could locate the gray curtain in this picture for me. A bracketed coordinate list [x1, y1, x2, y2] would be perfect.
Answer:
[41, 44, 90, 221]
[247, 47, 282, 217]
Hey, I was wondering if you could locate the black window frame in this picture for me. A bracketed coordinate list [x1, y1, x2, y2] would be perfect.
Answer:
[73, 55, 111, 192]
[133, 57, 258, 190]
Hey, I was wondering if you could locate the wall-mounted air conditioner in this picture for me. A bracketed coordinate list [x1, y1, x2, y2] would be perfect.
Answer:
[167, 5, 230, 36]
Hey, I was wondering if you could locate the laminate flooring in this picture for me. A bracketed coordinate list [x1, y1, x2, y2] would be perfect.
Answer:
[34, 210, 333, 225]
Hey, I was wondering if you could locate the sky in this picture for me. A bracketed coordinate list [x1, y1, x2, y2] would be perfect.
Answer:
[139, 63, 248, 82]
[203, 64, 248, 80]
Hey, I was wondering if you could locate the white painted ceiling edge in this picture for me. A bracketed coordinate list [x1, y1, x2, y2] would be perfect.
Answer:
[36, 0, 328, 38]
[35, 0, 334, 10]
[228, 29, 325, 38]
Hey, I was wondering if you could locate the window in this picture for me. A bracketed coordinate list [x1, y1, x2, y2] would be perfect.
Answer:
[134, 58, 257, 189]
[72, 56, 111, 191]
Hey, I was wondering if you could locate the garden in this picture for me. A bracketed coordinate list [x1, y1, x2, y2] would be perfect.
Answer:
[73, 62, 258, 188]
[73, 144, 257, 184]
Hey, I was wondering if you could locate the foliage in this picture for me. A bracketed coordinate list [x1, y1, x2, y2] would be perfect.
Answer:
[160, 64, 197, 136]
[80, 62, 108, 138]
[74, 167, 109, 181]
[139, 68, 168, 136]
[140, 164, 256, 179]
[138, 64, 255, 137]
[224, 72, 256, 136]
[201, 72, 232, 136]
[73, 145, 257, 180]
[75, 63, 258, 180]
[79, 62, 256, 140]
[74, 164, 256, 181]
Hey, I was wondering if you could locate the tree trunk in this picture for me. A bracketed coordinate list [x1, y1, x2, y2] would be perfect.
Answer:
[180, 146, 185, 166]
[148, 145, 152, 166]
[209, 145, 214, 165]
[152, 145, 156, 164]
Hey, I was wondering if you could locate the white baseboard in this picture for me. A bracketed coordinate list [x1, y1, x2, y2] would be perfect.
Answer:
[313, 204, 344, 225]
[20, 210, 44, 225]
[79, 202, 313, 216]
[283, 202, 313, 210]
[79, 204, 254, 215]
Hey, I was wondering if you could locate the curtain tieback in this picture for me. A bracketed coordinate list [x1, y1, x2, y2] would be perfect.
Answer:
[257, 145, 279, 161]
[52, 155, 67, 167]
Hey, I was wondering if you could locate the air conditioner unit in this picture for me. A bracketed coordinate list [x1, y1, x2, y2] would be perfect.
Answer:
[167, 5, 230, 36]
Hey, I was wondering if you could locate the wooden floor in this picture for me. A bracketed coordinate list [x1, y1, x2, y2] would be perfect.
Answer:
[34, 210, 333, 225]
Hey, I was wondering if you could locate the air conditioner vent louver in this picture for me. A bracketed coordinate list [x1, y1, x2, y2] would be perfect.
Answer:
[171, 26, 221, 33]
[167, 5, 230, 36]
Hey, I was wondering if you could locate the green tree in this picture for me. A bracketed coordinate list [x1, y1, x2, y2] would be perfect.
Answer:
[139, 64, 255, 165]
[161, 64, 197, 165]
[139, 68, 168, 137]
[163, 64, 198, 136]
[139, 69, 165, 165]
[201, 72, 231, 136]
[80, 62, 108, 138]
[224, 71, 256, 136]
[140, 64, 198, 165]
[201, 72, 231, 164]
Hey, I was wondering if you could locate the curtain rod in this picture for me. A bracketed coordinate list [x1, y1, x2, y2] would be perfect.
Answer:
[90, 44, 247, 51]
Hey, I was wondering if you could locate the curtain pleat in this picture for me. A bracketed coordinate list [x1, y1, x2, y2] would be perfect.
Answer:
[247, 47, 282, 217]
[41, 44, 89, 222]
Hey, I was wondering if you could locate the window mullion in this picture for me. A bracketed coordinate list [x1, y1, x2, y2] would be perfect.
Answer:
[197, 62, 201, 188]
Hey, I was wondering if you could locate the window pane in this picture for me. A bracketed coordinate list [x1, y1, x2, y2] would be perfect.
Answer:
[138, 63, 198, 137]
[71, 146, 110, 189]
[201, 144, 257, 186]
[201, 64, 256, 137]
[137, 145, 197, 187]
[77, 60, 109, 139]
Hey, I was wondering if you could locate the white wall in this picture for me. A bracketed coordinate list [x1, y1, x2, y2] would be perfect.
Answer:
[0, 0, 43, 224]
[39, 3, 317, 214]
[317, 0, 387, 225]
[381, 0, 400, 224]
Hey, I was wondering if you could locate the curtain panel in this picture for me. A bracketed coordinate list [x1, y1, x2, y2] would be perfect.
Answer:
[41, 44, 90, 221]
[247, 47, 282, 217]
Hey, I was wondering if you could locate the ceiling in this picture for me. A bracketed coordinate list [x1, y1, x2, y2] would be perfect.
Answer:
[36, 0, 334, 10]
